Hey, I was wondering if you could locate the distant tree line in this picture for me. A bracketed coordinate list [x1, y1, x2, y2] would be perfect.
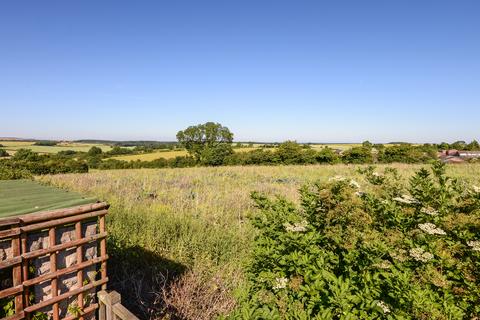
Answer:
[1, 123, 479, 179]
[0, 149, 88, 179]
[34, 140, 58, 146]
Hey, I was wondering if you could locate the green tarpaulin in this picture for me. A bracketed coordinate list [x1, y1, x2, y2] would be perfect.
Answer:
[0, 180, 96, 218]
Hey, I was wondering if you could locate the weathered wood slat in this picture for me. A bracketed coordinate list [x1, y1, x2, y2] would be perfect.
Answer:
[23, 255, 108, 287]
[1, 311, 25, 320]
[20, 209, 107, 232]
[61, 303, 99, 320]
[0, 227, 20, 239]
[24, 278, 108, 313]
[0, 284, 23, 299]
[0, 217, 20, 227]
[22, 232, 107, 260]
[17, 202, 109, 224]
[0, 256, 22, 269]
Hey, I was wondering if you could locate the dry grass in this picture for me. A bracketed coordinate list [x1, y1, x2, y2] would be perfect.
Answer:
[37, 163, 480, 319]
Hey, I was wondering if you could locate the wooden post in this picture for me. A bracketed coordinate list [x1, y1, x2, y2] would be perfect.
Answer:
[97, 290, 138, 320]
[20, 232, 30, 320]
[99, 215, 107, 290]
[97, 291, 107, 320]
[105, 291, 120, 320]
[11, 228, 23, 315]
[49, 227, 59, 320]
[75, 221, 84, 320]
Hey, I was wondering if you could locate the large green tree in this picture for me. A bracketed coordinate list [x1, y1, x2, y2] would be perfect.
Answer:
[176, 122, 234, 163]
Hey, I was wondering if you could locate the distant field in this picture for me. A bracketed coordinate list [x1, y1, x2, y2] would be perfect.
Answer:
[110, 149, 189, 161]
[105, 143, 410, 162]
[0, 140, 112, 154]
[310, 143, 361, 150]
[108, 147, 260, 161]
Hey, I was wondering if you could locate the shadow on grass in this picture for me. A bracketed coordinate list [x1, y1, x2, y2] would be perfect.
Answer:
[106, 239, 187, 319]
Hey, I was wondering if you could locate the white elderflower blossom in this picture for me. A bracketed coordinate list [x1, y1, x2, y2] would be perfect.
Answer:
[409, 247, 434, 262]
[329, 175, 346, 182]
[377, 301, 391, 314]
[283, 220, 308, 232]
[472, 185, 480, 193]
[393, 194, 419, 204]
[355, 191, 365, 197]
[374, 260, 392, 269]
[420, 207, 439, 216]
[418, 223, 446, 235]
[372, 172, 381, 177]
[273, 277, 288, 290]
[467, 240, 480, 251]
[349, 180, 360, 189]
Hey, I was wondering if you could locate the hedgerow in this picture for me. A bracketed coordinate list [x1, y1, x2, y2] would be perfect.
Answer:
[232, 162, 480, 319]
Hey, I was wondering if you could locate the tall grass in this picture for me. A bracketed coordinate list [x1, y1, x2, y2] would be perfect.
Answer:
[37, 163, 480, 318]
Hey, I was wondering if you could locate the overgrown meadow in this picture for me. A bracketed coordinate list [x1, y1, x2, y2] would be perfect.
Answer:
[37, 163, 480, 319]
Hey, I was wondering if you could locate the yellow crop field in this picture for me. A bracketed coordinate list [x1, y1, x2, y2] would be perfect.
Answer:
[108, 147, 263, 161]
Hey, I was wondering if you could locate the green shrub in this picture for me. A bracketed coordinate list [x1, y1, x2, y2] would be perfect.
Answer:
[0, 149, 9, 157]
[33, 140, 57, 146]
[342, 147, 373, 164]
[0, 165, 33, 180]
[233, 162, 480, 319]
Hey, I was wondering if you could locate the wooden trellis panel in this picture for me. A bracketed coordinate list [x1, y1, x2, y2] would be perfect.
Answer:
[0, 202, 109, 320]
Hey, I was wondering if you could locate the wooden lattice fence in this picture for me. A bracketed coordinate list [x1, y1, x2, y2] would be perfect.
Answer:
[0, 202, 109, 320]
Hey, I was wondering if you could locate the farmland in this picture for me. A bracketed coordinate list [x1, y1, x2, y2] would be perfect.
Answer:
[37, 163, 480, 319]
[0, 140, 112, 154]
[108, 147, 260, 161]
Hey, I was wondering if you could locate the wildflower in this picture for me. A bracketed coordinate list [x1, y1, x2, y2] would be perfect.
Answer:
[467, 240, 480, 251]
[374, 260, 392, 269]
[409, 247, 434, 262]
[376, 301, 391, 314]
[390, 249, 408, 262]
[372, 172, 381, 177]
[420, 207, 438, 216]
[472, 185, 480, 193]
[418, 223, 446, 235]
[355, 191, 365, 197]
[273, 277, 288, 290]
[349, 180, 360, 189]
[393, 194, 418, 204]
[283, 220, 308, 232]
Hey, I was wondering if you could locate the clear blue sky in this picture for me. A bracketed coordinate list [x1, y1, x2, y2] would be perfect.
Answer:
[1, 1, 479, 143]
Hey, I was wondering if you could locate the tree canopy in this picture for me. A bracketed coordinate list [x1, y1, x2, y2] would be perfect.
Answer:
[176, 122, 234, 162]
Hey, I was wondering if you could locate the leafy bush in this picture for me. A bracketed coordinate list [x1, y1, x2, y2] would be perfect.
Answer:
[0, 165, 33, 179]
[87, 146, 103, 156]
[0, 150, 88, 178]
[33, 140, 57, 146]
[378, 144, 432, 163]
[106, 146, 135, 156]
[234, 162, 480, 319]
[0, 149, 9, 157]
[342, 146, 373, 164]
